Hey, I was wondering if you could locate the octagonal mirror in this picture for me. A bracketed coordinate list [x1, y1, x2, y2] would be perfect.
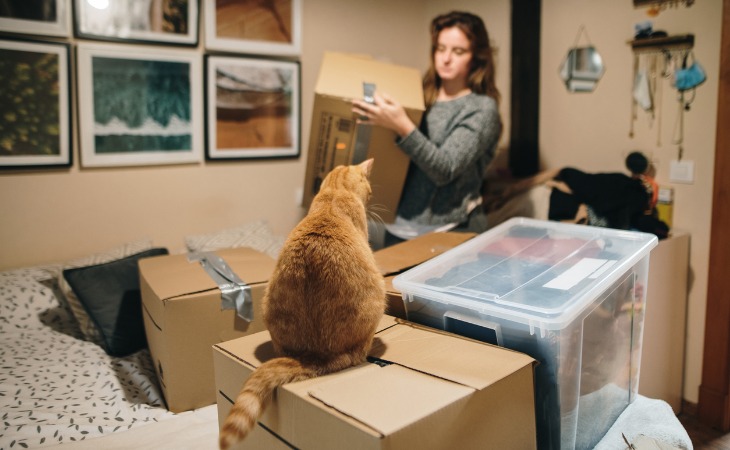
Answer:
[559, 46, 605, 93]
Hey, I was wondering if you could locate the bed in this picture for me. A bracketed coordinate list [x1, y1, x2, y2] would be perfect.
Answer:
[0, 263, 213, 449]
[0, 221, 692, 449]
[0, 220, 283, 449]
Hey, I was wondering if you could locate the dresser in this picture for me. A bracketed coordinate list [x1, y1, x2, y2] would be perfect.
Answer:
[638, 231, 690, 413]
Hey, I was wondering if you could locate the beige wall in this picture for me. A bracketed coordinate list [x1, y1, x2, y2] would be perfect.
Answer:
[0, 0, 720, 408]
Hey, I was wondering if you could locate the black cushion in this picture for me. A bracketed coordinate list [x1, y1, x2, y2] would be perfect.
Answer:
[62, 248, 168, 356]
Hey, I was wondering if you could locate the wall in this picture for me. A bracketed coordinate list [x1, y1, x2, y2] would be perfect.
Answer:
[0, 0, 721, 408]
[0, 0, 511, 268]
[540, 0, 722, 405]
[0, 0, 429, 270]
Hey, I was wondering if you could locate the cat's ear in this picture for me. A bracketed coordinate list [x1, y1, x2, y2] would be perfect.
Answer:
[359, 158, 374, 178]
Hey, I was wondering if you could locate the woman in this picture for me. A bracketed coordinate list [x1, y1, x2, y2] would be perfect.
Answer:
[352, 11, 502, 245]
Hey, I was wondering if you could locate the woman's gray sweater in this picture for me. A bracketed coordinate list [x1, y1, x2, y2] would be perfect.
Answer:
[395, 92, 501, 226]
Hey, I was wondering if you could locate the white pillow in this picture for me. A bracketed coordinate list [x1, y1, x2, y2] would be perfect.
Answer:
[57, 240, 154, 345]
[184, 220, 284, 259]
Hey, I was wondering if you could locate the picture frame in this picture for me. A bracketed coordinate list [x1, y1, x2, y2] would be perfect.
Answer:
[0, 1, 71, 37]
[0, 38, 71, 169]
[73, 0, 199, 46]
[204, 0, 301, 56]
[77, 43, 203, 167]
[205, 55, 300, 160]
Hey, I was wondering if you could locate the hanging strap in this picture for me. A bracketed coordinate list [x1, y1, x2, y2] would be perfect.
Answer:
[572, 24, 594, 48]
[651, 53, 663, 146]
[629, 52, 639, 138]
[352, 82, 376, 164]
[672, 92, 685, 160]
[671, 49, 698, 160]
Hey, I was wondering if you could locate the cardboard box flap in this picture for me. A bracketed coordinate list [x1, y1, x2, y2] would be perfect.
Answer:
[140, 247, 276, 301]
[374, 232, 477, 276]
[215, 315, 399, 368]
[307, 363, 473, 436]
[315, 52, 424, 111]
[372, 323, 535, 391]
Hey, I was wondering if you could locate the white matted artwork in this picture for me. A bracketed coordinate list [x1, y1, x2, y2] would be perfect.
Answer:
[204, 0, 301, 56]
[73, 0, 199, 45]
[0, 0, 71, 37]
[0, 38, 71, 168]
[205, 55, 299, 159]
[77, 43, 203, 167]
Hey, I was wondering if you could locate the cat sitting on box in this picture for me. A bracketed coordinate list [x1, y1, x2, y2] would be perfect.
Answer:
[218, 159, 386, 450]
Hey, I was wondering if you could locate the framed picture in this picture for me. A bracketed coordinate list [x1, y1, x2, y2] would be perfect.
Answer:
[77, 43, 203, 167]
[73, 0, 199, 46]
[204, 0, 301, 56]
[205, 55, 299, 160]
[0, 38, 71, 169]
[0, 0, 71, 37]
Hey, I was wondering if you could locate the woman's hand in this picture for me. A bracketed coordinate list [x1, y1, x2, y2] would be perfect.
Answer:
[351, 92, 416, 138]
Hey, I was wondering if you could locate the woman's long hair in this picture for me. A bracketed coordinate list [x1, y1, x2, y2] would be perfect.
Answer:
[422, 11, 501, 109]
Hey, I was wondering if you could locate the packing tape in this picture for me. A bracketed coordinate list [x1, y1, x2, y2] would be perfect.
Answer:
[188, 252, 253, 322]
[352, 82, 376, 164]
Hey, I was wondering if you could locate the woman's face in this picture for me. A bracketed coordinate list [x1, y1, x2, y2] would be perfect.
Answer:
[434, 26, 473, 85]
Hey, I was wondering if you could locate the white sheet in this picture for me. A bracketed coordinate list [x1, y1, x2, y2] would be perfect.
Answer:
[0, 267, 179, 448]
[42, 405, 219, 450]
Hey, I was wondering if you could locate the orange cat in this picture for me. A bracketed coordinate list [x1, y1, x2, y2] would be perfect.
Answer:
[219, 159, 386, 450]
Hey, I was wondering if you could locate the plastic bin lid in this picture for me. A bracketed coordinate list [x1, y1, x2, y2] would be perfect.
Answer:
[392, 218, 658, 327]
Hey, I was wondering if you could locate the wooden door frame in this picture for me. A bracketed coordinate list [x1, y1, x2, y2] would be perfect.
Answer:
[697, 0, 730, 431]
[510, 0, 541, 177]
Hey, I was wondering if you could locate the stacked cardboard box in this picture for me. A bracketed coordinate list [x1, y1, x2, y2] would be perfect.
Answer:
[139, 247, 276, 412]
[214, 316, 537, 450]
[138, 231, 474, 413]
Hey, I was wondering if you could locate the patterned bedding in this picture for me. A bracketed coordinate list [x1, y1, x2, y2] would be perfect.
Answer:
[0, 266, 179, 448]
[0, 222, 285, 449]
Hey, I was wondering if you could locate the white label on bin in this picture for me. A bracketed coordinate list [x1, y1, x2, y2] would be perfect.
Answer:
[543, 258, 608, 290]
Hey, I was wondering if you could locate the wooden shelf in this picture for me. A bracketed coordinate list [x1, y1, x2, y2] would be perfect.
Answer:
[633, 0, 694, 7]
[630, 34, 695, 52]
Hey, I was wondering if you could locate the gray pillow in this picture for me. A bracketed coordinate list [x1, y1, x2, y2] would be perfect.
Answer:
[62, 248, 168, 357]
[56, 239, 154, 344]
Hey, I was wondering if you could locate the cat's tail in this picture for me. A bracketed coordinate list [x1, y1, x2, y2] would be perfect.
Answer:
[218, 357, 317, 450]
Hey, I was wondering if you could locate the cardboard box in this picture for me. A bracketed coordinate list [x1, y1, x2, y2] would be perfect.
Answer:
[214, 316, 536, 450]
[373, 231, 476, 319]
[139, 247, 276, 413]
[303, 52, 425, 222]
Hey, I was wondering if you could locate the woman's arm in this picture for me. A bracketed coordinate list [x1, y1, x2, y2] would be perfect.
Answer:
[353, 93, 501, 186]
[399, 98, 500, 186]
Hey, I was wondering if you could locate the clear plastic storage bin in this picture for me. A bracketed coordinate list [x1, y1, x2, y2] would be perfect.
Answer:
[393, 218, 658, 450]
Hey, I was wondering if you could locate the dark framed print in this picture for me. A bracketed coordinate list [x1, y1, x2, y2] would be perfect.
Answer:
[205, 55, 299, 160]
[204, 0, 301, 56]
[77, 43, 203, 167]
[0, 38, 71, 169]
[0, 1, 71, 37]
[73, 0, 199, 46]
